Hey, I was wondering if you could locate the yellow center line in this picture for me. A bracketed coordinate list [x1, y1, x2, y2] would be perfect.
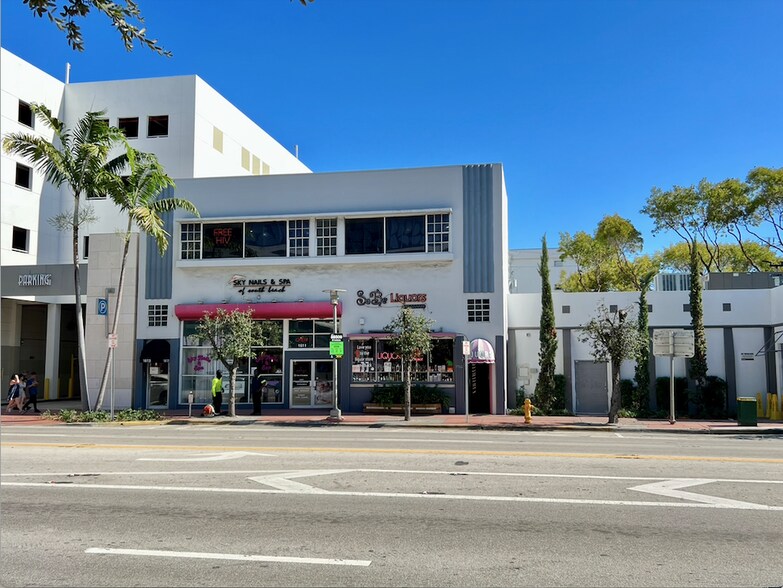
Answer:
[2, 442, 782, 464]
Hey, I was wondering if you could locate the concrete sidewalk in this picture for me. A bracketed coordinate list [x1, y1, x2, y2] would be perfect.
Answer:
[2, 399, 782, 434]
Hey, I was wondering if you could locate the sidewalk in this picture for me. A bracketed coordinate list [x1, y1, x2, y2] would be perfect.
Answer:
[2, 399, 782, 434]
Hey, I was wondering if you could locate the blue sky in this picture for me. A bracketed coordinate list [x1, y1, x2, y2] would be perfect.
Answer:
[3, 0, 781, 252]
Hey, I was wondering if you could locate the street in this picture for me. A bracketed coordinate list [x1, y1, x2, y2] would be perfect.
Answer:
[1, 424, 782, 587]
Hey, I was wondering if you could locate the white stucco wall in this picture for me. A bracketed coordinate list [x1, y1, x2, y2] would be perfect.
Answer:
[0, 49, 65, 267]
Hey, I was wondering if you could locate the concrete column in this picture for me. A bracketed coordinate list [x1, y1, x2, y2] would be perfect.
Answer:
[45, 304, 61, 399]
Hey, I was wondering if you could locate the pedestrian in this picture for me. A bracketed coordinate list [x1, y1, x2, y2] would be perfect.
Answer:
[211, 370, 224, 416]
[6, 374, 22, 413]
[250, 370, 265, 416]
[22, 371, 40, 413]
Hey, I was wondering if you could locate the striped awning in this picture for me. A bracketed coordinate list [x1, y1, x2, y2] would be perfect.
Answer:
[469, 338, 495, 363]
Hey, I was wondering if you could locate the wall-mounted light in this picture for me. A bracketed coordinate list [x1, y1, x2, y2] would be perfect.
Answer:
[358, 317, 365, 326]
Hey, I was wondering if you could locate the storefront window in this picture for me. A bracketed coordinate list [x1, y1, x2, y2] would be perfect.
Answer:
[245, 221, 286, 257]
[202, 222, 243, 258]
[289, 319, 333, 348]
[350, 337, 455, 384]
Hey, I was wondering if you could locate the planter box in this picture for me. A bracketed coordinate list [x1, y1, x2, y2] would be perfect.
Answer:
[363, 403, 442, 415]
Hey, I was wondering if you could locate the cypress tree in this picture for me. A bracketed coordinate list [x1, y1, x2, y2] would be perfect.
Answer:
[689, 245, 708, 385]
[535, 235, 558, 411]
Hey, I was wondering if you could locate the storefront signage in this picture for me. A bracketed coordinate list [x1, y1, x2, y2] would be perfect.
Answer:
[18, 273, 52, 287]
[229, 274, 291, 295]
[356, 288, 427, 307]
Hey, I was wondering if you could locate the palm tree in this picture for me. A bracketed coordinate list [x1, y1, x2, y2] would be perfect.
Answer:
[3, 105, 124, 410]
[93, 147, 199, 411]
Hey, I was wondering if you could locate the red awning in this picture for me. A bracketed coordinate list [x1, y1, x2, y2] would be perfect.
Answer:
[174, 301, 341, 321]
[346, 332, 458, 340]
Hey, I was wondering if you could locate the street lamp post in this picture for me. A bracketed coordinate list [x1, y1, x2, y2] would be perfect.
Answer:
[323, 289, 346, 421]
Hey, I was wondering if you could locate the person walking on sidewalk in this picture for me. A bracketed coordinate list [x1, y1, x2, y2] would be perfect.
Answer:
[250, 370, 265, 416]
[211, 371, 224, 416]
[22, 371, 40, 413]
[6, 374, 23, 413]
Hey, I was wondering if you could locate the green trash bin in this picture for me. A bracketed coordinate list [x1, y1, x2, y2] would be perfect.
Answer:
[737, 397, 758, 426]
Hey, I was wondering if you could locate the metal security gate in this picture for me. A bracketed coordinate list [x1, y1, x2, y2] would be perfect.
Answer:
[574, 360, 609, 415]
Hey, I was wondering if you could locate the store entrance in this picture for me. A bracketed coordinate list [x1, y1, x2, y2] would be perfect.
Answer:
[146, 361, 169, 408]
[290, 360, 334, 408]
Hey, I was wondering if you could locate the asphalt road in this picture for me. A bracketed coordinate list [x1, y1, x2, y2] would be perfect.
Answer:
[1, 424, 782, 587]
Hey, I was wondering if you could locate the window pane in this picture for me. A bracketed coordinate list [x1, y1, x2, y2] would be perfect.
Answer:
[386, 216, 425, 253]
[118, 117, 139, 138]
[251, 348, 283, 375]
[245, 221, 286, 257]
[15, 163, 32, 189]
[12, 227, 28, 252]
[258, 320, 283, 347]
[148, 115, 169, 137]
[202, 223, 243, 258]
[289, 333, 313, 348]
[345, 218, 383, 254]
[18, 101, 33, 127]
[289, 320, 313, 334]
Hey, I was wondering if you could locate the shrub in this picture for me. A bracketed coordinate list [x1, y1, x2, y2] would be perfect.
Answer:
[701, 376, 727, 418]
[620, 379, 636, 410]
[655, 377, 689, 416]
[116, 408, 164, 421]
[370, 384, 451, 408]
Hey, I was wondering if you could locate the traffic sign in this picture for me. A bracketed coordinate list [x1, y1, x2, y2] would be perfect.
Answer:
[329, 340, 344, 358]
[653, 329, 694, 357]
[108, 333, 118, 349]
[462, 340, 471, 356]
[330, 333, 344, 341]
[97, 298, 108, 316]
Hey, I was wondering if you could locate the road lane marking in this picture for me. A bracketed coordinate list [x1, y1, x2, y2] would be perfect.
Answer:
[6, 481, 783, 510]
[85, 547, 371, 567]
[249, 470, 351, 493]
[4, 440, 783, 464]
[137, 451, 274, 461]
[629, 479, 769, 509]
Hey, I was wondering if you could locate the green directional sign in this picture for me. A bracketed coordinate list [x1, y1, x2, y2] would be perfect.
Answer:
[329, 340, 344, 358]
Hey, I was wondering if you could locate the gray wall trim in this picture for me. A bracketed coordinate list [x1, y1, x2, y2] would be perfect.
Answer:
[562, 328, 573, 413]
[648, 327, 657, 411]
[494, 334, 506, 413]
[145, 196, 174, 299]
[723, 328, 737, 414]
[764, 326, 778, 396]
[1, 263, 87, 297]
[462, 165, 494, 293]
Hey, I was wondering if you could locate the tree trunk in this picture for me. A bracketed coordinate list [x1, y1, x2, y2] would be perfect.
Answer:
[608, 360, 622, 424]
[94, 224, 132, 411]
[72, 202, 90, 411]
[404, 361, 411, 421]
[229, 366, 237, 417]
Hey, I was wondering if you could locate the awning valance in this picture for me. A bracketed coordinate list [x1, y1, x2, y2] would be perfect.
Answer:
[140, 339, 170, 362]
[174, 301, 341, 321]
[469, 338, 495, 363]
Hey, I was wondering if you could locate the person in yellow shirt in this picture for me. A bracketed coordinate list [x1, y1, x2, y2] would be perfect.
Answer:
[211, 370, 224, 415]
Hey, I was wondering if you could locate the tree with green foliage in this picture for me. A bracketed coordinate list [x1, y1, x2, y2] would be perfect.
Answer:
[93, 147, 199, 411]
[385, 306, 435, 421]
[633, 272, 656, 412]
[559, 215, 659, 292]
[4, 105, 125, 410]
[578, 304, 642, 424]
[535, 235, 558, 411]
[657, 241, 781, 273]
[22, 0, 171, 55]
[196, 308, 262, 418]
[735, 167, 783, 260]
[642, 184, 709, 384]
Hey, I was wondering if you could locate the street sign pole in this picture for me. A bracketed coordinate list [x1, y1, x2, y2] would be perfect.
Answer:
[108, 333, 118, 420]
[669, 332, 675, 425]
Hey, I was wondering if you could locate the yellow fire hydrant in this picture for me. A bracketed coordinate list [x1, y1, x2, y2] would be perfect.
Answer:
[523, 398, 535, 424]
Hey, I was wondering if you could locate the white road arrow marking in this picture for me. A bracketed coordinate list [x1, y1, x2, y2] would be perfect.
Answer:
[629, 478, 769, 509]
[138, 451, 274, 462]
[86, 547, 371, 567]
[248, 470, 351, 493]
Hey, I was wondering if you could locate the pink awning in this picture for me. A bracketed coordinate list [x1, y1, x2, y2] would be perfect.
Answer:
[174, 301, 341, 321]
[469, 338, 495, 363]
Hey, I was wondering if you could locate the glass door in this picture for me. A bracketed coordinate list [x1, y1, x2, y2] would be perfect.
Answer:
[290, 360, 334, 407]
[146, 361, 169, 408]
